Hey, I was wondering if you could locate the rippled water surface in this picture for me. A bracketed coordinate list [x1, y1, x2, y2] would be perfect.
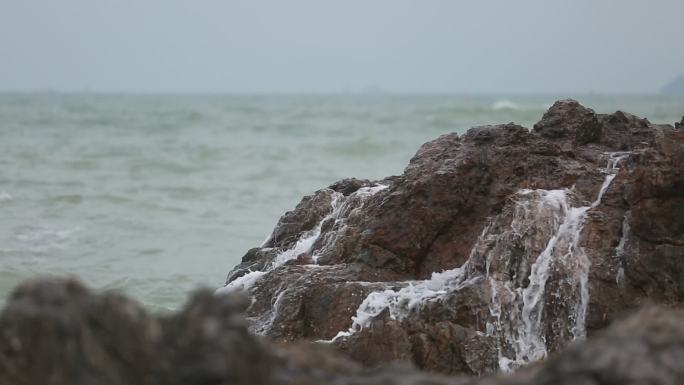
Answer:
[0, 93, 681, 310]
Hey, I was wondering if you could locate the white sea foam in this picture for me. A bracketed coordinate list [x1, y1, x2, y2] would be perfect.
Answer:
[516, 197, 590, 366]
[331, 153, 629, 372]
[13, 225, 81, 250]
[217, 184, 388, 296]
[491, 100, 550, 112]
[329, 267, 476, 342]
[215, 270, 267, 295]
[492, 100, 522, 111]
[492, 153, 629, 370]
[250, 288, 288, 334]
[327, 225, 493, 342]
[354, 184, 389, 197]
[593, 152, 630, 207]
[0, 191, 12, 202]
[615, 211, 631, 286]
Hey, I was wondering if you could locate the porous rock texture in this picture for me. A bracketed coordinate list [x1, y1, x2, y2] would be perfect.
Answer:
[222, 99, 684, 375]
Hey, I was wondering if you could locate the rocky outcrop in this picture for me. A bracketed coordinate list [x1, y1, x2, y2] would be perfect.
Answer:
[220, 99, 684, 375]
[1, 278, 683, 385]
[1, 101, 682, 383]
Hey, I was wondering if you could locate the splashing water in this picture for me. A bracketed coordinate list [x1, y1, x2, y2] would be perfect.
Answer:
[615, 211, 632, 287]
[216, 184, 387, 295]
[328, 267, 476, 341]
[331, 152, 630, 371]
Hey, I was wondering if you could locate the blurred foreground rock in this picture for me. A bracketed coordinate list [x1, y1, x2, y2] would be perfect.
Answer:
[0, 278, 683, 385]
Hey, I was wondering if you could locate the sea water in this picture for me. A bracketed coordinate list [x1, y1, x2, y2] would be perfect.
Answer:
[0, 93, 681, 311]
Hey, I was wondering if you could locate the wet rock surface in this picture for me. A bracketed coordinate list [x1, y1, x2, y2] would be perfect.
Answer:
[222, 99, 684, 375]
[1, 279, 683, 385]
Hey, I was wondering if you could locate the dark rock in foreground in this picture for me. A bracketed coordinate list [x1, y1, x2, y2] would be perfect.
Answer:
[221, 99, 684, 375]
[0, 279, 272, 385]
[1, 278, 683, 385]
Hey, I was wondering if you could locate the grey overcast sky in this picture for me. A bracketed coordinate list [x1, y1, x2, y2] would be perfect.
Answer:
[1, 0, 682, 94]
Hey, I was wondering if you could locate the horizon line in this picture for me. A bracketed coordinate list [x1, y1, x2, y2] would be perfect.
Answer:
[0, 90, 678, 97]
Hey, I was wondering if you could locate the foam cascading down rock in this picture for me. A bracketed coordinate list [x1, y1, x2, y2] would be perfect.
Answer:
[220, 100, 684, 376]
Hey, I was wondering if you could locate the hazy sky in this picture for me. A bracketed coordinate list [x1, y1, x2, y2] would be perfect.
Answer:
[1, 0, 682, 93]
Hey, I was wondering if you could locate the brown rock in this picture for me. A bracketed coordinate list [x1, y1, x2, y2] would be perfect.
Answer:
[220, 100, 683, 376]
[1, 278, 683, 385]
[533, 99, 601, 145]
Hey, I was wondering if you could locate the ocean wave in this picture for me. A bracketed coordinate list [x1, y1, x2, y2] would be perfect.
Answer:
[13, 225, 81, 248]
[0, 191, 12, 202]
[491, 99, 548, 112]
[491, 100, 522, 111]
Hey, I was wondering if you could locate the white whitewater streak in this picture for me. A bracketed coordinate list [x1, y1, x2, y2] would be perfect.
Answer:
[607, 152, 631, 170]
[252, 288, 288, 334]
[331, 152, 630, 371]
[272, 198, 337, 267]
[355, 184, 389, 197]
[482, 188, 570, 371]
[329, 268, 471, 341]
[593, 152, 630, 208]
[217, 184, 388, 296]
[497, 151, 630, 371]
[491, 100, 547, 112]
[516, 195, 588, 366]
[329, 268, 480, 342]
[217, 193, 342, 295]
[328, 225, 493, 343]
[615, 211, 631, 286]
[482, 188, 580, 371]
[311, 184, 388, 263]
[259, 233, 273, 248]
[215, 271, 267, 295]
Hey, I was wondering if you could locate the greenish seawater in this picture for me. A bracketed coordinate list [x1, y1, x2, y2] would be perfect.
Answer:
[0, 93, 682, 310]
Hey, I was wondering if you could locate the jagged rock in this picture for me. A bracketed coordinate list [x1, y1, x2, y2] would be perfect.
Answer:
[597, 110, 654, 151]
[582, 126, 684, 334]
[533, 99, 601, 145]
[676, 117, 683, 129]
[220, 100, 684, 376]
